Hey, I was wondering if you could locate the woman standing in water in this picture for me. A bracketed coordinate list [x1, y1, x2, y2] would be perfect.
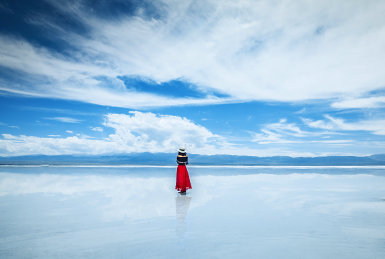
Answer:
[175, 147, 192, 194]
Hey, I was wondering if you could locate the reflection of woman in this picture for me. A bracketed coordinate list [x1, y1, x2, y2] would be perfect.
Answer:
[175, 147, 192, 194]
[175, 195, 192, 238]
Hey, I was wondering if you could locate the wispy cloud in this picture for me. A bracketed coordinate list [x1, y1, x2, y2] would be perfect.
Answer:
[0, 122, 19, 129]
[252, 118, 319, 144]
[253, 129, 299, 144]
[1, 0, 385, 107]
[252, 118, 356, 146]
[262, 119, 309, 137]
[46, 117, 82, 123]
[331, 96, 385, 109]
[0, 34, 231, 108]
[90, 127, 103, 132]
[303, 115, 385, 135]
[20, 106, 100, 116]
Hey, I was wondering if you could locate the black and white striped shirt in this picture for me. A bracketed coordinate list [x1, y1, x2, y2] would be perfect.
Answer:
[177, 152, 188, 165]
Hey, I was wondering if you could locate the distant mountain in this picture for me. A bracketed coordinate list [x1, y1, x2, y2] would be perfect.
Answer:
[0, 153, 175, 165]
[369, 154, 385, 162]
[1, 153, 385, 166]
[190, 154, 385, 166]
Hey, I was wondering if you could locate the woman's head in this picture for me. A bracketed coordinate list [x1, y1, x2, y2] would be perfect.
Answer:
[178, 146, 186, 154]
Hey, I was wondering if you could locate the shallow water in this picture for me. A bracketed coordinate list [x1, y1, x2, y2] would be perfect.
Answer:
[0, 166, 385, 258]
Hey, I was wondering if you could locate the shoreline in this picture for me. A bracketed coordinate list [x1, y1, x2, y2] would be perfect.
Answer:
[1, 164, 385, 169]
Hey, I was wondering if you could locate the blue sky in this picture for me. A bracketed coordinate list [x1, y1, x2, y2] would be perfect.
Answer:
[0, 0, 385, 157]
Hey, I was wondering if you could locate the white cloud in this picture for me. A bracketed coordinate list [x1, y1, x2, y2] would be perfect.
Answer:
[0, 111, 333, 157]
[46, 117, 82, 123]
[331, 96, 385, 109]
[303, 115, 385, 135]
[74, 0, 385, 102]
[66, 130, 74, 134]
[0, 134, 107, 156]
[0, 122, 19, 128]
[0, 112, 227, 156]
[252, 118, 355, 146]
[311, 140, 352, 145]
[103, 111, 224, 154]
[264, 119, 309, 137]
[0, 35, 231, 108]
[295, 108, 307, 114]
[253, 129, 299, 144]
[90, 127, 103, 132]
[252, 118, 317, 144]
[1, 0, 385, 107]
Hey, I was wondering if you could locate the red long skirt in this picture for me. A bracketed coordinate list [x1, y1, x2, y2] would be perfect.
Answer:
[175, 165, 192, 192]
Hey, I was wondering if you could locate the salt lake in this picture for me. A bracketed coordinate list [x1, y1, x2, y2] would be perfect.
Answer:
[0, 166, 385, 258]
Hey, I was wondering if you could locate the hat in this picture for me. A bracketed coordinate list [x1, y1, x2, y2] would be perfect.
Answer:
[178, 146, 186, 153]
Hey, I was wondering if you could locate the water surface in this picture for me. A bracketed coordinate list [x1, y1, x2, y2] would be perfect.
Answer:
[0, 166, 385, 258]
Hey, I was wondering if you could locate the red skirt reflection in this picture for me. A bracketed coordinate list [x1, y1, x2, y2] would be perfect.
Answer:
[175, 165, 192, 192]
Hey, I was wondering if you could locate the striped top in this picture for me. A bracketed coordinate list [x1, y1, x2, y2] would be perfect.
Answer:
[177, 153, 188, 165]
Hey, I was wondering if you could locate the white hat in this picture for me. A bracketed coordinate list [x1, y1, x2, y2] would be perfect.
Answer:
[178, 146, 186, 153]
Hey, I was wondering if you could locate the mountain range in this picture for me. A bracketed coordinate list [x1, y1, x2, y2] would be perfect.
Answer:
[1, 153, 385, 166]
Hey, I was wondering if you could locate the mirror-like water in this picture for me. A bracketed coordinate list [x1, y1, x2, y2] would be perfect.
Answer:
[1, 166, 385, 258]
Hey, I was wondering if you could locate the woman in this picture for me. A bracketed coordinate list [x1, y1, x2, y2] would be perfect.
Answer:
[175, 147, 192, 194]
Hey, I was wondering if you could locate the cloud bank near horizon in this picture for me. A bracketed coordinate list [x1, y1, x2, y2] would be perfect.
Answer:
[1, 111, 384, 157]
[0, 111, 228, 156]
[1, 0, 385, 108]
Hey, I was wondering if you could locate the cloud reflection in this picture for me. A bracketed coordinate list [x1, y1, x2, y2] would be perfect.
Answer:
[1, 169, 385, 223]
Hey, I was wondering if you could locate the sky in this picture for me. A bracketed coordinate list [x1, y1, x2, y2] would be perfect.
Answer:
[0, 0, 385, 157]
